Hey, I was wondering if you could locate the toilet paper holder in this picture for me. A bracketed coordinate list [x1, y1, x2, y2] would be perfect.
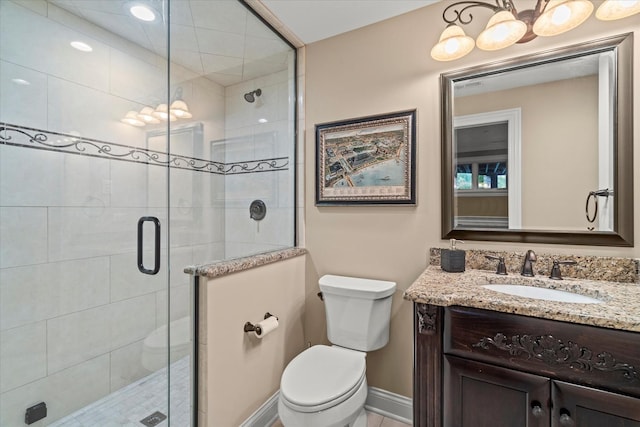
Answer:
[244, 312, 278, 334]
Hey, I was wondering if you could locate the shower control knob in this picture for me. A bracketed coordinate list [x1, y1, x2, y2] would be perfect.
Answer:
[249, 200, 267, 221]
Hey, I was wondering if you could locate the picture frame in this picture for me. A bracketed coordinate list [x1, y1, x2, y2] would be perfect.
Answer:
[315, 109, 416, 205]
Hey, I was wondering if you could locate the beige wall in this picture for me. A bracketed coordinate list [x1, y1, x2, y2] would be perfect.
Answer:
[457, 196, 508, 217]
[304, 3, 640, 398]
[456, 76, 599, 229]
[200, 255, 306, 426]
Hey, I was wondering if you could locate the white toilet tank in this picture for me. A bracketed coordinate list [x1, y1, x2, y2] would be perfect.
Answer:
[319, 275, 396, 352]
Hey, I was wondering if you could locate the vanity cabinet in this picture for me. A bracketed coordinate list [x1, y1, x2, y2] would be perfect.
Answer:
[444, 356, 640, 427]
[414, 304, 640, 427]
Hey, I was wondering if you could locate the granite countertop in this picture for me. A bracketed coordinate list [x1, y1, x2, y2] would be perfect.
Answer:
[404, 266, 640, 332]
[184, 247, 307, 278]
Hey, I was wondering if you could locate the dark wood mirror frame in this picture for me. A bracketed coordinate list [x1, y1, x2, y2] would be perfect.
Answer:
[441, 33, 633, 247]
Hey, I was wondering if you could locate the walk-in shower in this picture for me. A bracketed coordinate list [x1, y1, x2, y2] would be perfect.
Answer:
[0, 0, 296, 425]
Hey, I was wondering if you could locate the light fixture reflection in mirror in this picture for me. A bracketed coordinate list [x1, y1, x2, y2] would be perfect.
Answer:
[121, 111, 145, 127]
[431, 0, 640, 61]
[121, 87, 194, 126]
[440, 33, 633, 246]
[137, 106, 160, 124]
[152, 103, 177, 122]
[170, 100, 192, 119]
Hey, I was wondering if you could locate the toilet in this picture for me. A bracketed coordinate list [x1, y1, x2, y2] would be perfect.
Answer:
[141, 316, 191, 372]
[278, 274, 396, 427]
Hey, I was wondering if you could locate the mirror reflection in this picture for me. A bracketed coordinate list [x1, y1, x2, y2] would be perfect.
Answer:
[441, 33, 633, 246]
[453, 51, 614, 231]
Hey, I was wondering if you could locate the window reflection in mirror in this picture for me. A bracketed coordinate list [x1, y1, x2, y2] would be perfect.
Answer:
[454, 122, 509, 229]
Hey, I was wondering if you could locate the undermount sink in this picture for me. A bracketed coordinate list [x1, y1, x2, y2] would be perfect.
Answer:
[481, 284, 602, 304]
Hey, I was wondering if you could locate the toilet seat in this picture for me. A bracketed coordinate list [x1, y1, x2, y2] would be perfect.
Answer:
[280, 345, 366, 413]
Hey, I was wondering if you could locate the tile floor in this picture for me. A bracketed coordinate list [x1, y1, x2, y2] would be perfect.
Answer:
[49, 356, 190, 427]
[272, 410, 411, 427]
[50, 355, 408, 427]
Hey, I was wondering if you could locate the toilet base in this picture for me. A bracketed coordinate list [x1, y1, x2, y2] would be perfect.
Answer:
[352, 408, 367, 427]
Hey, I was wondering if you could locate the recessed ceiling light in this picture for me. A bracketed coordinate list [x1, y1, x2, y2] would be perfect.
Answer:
[258, 118, 268, 124]
[130, 4, 156, 22]
[70, 41, 93, 52]
[11, 78, 31, 85]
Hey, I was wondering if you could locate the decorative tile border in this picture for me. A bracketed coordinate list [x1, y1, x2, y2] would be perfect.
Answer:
[225, 158, 289, 175]
[0, 123, 289, 175]
[429, 248, 638, 283]
[185, 247, 306, 278]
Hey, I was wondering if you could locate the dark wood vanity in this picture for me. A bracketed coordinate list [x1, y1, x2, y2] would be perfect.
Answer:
[413, 304, 640, 427]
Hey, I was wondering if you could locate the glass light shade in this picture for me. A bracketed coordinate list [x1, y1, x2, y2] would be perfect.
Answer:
[169, 100, 193, 119]
[476, 11, 527, 51]
[137, 106, 160, 124]
[533, 0, 594, 36]
[596, 0, 640, 20]
[152, 103, 177, 122]
[430, 25, 475, 61]
[121, 111, 145, 127]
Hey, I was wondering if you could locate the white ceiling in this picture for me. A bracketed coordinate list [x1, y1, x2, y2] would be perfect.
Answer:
[47, 0, 440, 86]
[261, 0, 441, 44]
[49, 0, 292, 86]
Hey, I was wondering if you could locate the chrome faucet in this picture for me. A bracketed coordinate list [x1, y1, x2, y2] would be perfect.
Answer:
[521, 250, 537, 277]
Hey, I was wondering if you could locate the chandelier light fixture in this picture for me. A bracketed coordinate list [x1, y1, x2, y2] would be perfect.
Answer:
[431, 0, 640, 61]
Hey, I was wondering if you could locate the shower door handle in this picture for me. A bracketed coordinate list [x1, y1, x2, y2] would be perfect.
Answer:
[137, 216, 160, 275]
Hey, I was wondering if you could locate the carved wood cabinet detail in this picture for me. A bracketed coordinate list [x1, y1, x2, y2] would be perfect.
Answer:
[416, 303, 438, 335]
[413, 304, 640, 427]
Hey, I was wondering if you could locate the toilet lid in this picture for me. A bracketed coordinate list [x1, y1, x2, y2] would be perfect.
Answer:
[280, 345, 366, 411]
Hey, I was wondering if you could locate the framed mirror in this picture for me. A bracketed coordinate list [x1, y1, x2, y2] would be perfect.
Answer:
[441, 33, 633, 247]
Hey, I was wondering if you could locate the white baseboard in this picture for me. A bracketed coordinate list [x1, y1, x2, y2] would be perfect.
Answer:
[239, 391, 280, 427]
[240, 387, 413, 427]
[365, 387, 413, 424]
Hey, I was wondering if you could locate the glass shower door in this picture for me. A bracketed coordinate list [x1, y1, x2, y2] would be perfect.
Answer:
[0, 0, 177, 425]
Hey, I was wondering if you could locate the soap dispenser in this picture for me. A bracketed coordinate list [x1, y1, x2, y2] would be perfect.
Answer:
[441, 239, 465, 272]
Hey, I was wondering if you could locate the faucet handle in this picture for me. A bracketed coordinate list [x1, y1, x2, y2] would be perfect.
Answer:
[521, 250, 537, 277]
[549, 260, 577, 280]
[485, 255, 507, 275]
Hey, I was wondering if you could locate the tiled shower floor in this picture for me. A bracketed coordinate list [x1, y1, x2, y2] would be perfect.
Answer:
[50, 356, 190, 427]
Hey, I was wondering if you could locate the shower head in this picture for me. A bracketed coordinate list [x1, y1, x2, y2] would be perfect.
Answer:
[244, 89, 262, 103]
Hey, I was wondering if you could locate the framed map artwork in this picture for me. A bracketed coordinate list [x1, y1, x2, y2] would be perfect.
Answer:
[315, 110, 416, 205]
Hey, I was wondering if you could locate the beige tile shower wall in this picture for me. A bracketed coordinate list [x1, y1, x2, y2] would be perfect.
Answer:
[199, 255, 306, 426]
[304, 3, 640, 399]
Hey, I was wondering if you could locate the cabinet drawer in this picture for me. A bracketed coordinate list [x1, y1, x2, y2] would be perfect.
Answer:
[444, 306, 640, 398]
